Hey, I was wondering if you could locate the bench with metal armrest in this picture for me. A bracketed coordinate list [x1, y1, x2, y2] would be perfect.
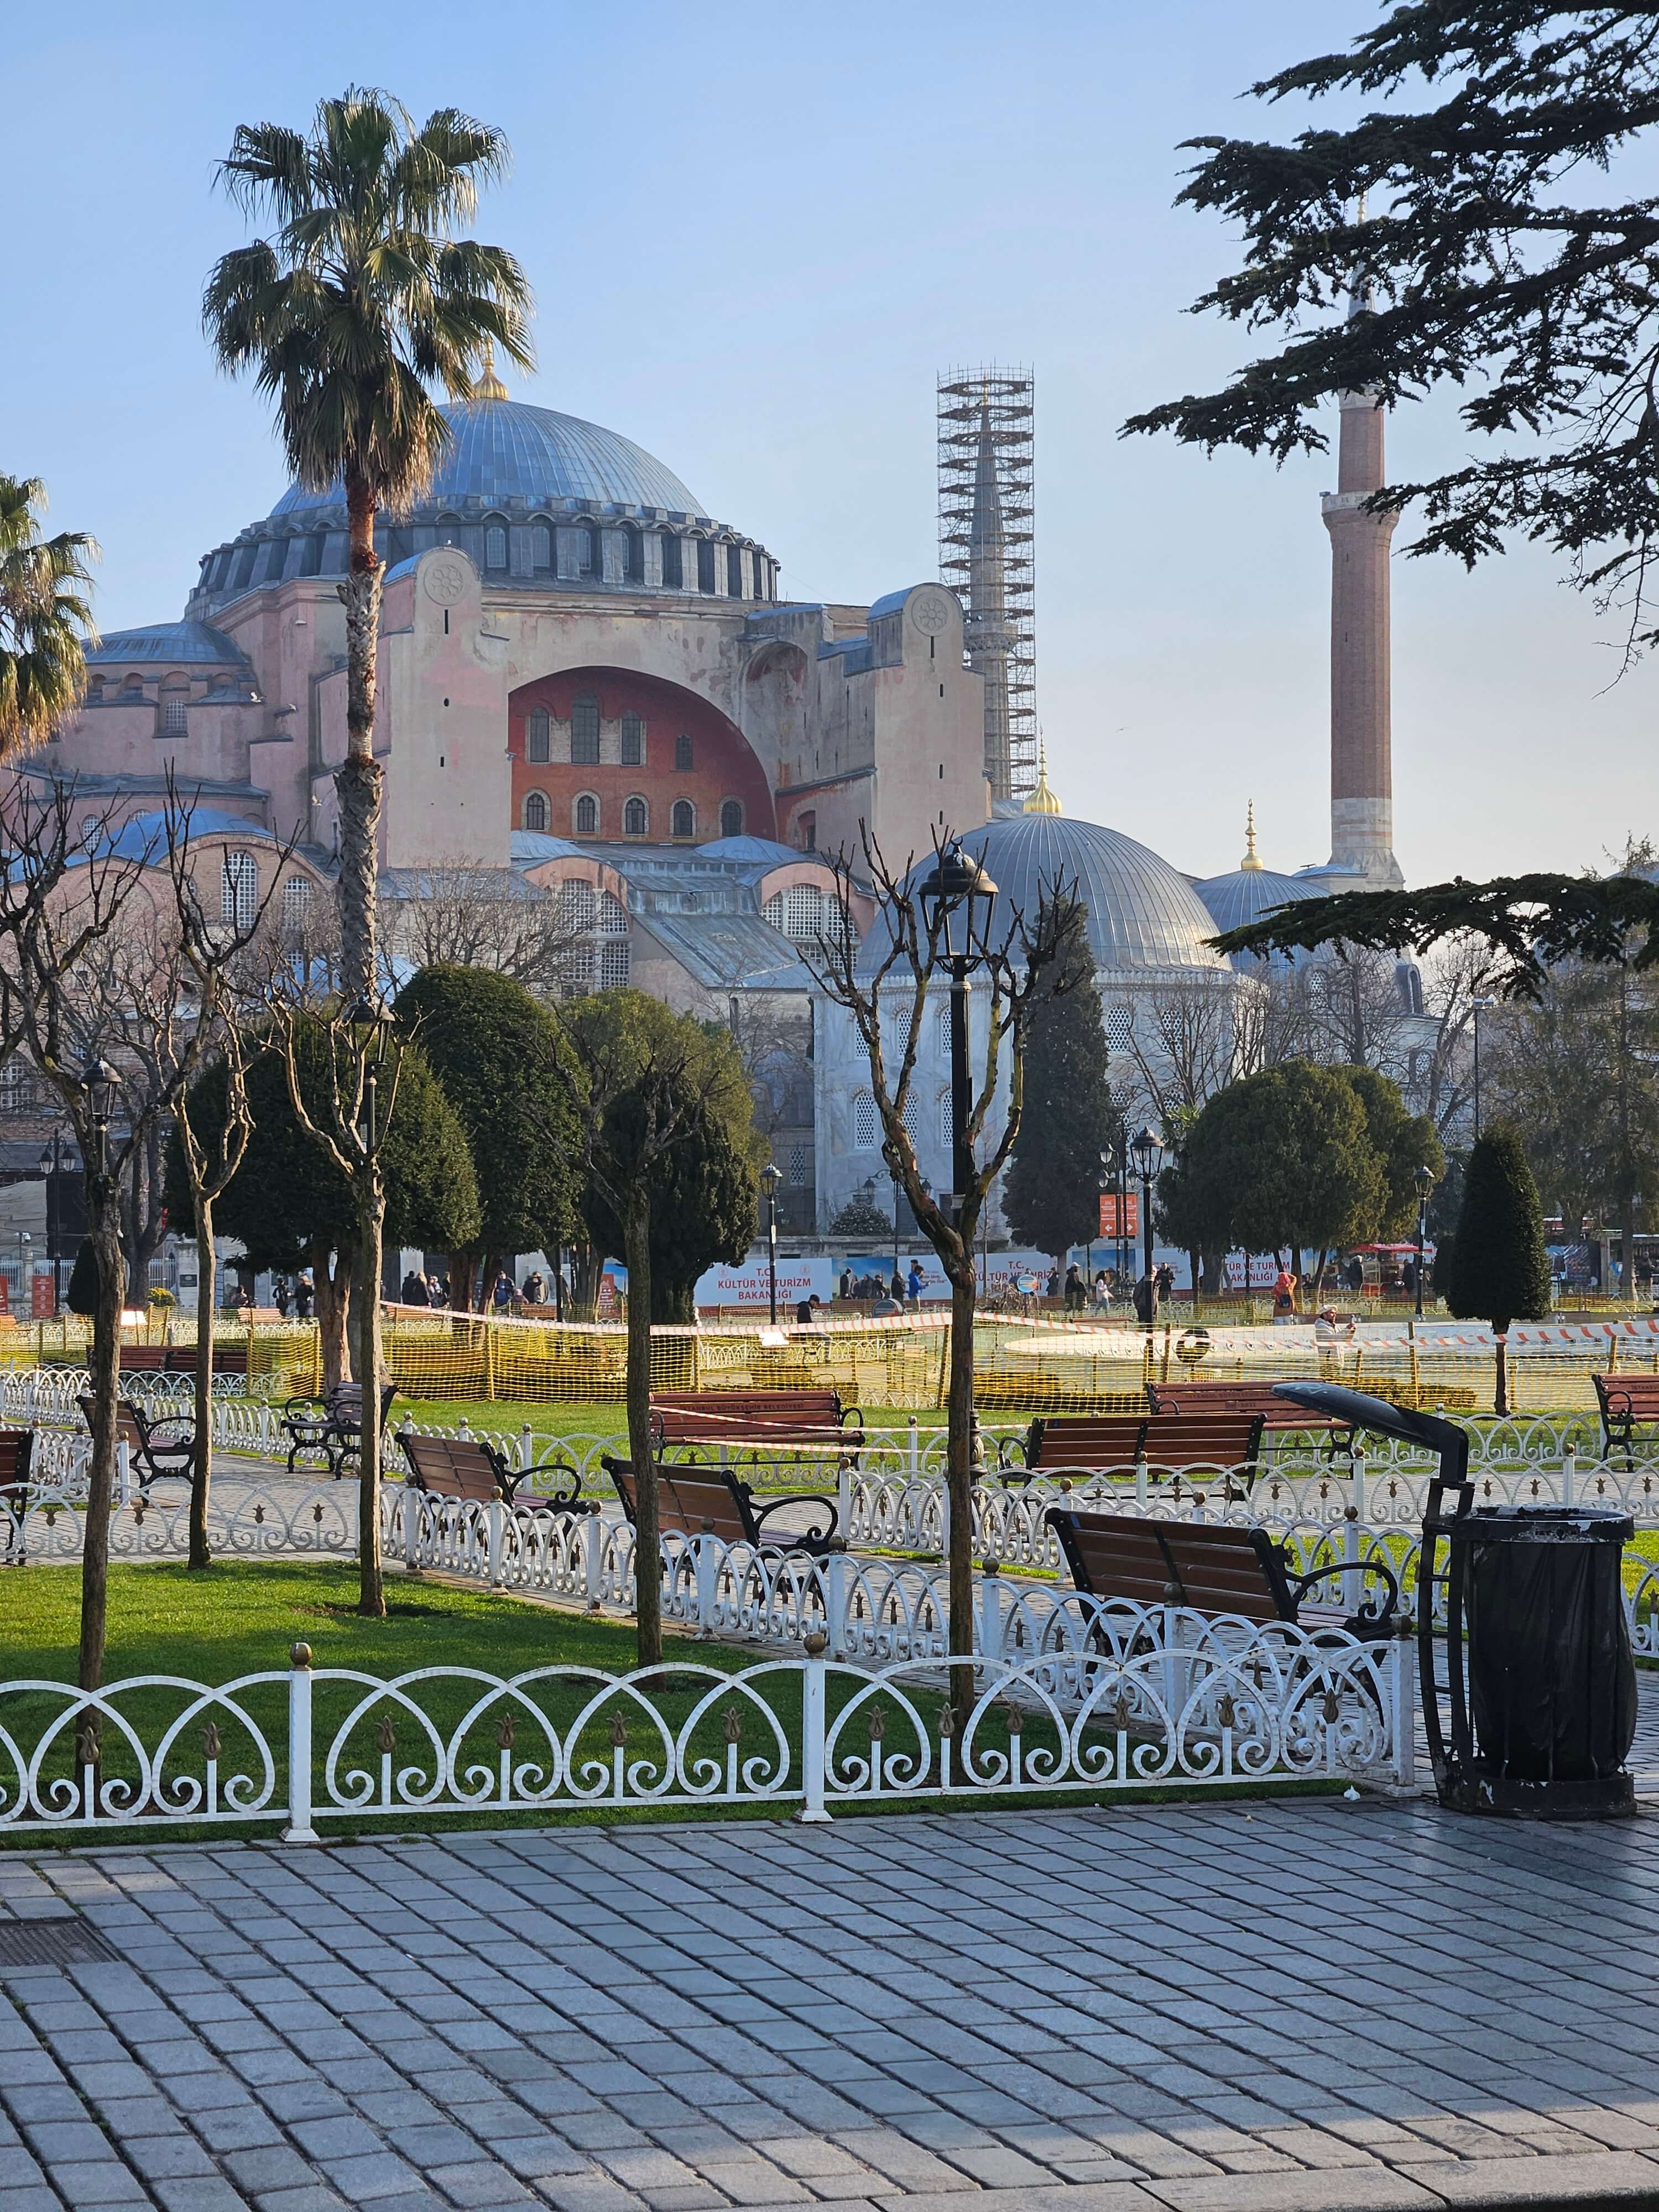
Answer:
[401, 1431, 592, 1519]
[602, 1457, 842, 1558]
[0, 1427, 35, 1556]
[1594, 1373, 1659, 1467]
[648, 1388, 864, 1463]
[77, 1394, 194, 1498]
[281, 1381, 400, 1479]
[1009, 1411, 1266, 1486]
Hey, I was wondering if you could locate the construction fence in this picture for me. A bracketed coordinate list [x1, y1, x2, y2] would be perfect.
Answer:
[4, 1307, 1655, 1416]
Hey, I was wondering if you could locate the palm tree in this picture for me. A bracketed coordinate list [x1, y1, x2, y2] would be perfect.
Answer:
[0, 476, 98, 754]
[202, 86, 533, 1000]
[204, 88, 531, 1616]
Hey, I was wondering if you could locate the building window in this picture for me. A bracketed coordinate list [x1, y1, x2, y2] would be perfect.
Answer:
[221, 849, 257, 930]
[938, 1090, 954, 1148]
[84, 678, 102, 705]
[559, 879, 597, 933]
[697, 539, 716, 594]
[575, 794, 599, 836]
[483, 523, 507, 572]
[585, 524, 600, 577]
[526, 707, 551, 764]
[674, 732, 693, 772]
[598, 889, 628, 933]
[671, 799, 695, 839]
[719, 799, 743, 839]
[524, 792, 549, 833]
[767, 884, 827, 943]
[661, 534, 683, 589]
[624, 526, 644, 584]
[280, 875, 312, 936]
[122, 673, 144, 698]
[620, 711, 644, 766]
[788, 1144, 812, 1186]
[1107, 1006, 1134, 1052]
[530, 523, 551, 571]
[798, 811, 816, 851]
[623, 795, 648, 837]
[571, 693, 601, 764]
[852, 1092, 878, 1150]
[727, 545, 743, 597]
[161, 694, 187, 734]
[599, 939, 630, 990]
[935, 1002, 951, 1056]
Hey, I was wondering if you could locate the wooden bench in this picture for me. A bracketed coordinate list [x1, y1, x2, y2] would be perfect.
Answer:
[281, 1381, 400, 1479]
[78, 1394, 195, 1498]
[1046, 1507, 1399, 1638]
[401, 1432, 592, 1520]
[115, 1343, 251, 1378]
[0, 1428, 36, 1556]
[603, 1457, 842, 1558]
[1012, 1411, 1265, 1485]
[649, 1388, 864, 1463]
[1147, 1381, 1347, 1437]
[1594, 1374, 1659, 1465]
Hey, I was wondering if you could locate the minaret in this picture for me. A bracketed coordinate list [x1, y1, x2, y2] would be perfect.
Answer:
[967, 397, 1014, 799]
[1320, 303, 1404, 886]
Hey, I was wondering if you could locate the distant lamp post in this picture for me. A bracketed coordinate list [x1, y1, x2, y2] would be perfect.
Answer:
[1415, 1162, 1436, 1320]
[1471, 995, 1496, 1139]
[760, 1162, 781, 1323]
[919, 842, 998, 1230]
[1128, 1124, 1164, 1311]
[16, 1230, 30, 1316]
[38, 1133, 65, 1313]
[81, 1056, 119, 1178]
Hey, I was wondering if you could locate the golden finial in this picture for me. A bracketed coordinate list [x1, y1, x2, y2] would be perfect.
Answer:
[1241, 800, 1262, 871]
[472, 341, 509, 404]
[1023, 735, 1062, 815]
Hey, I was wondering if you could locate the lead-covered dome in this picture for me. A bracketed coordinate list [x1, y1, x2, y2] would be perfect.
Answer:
[1192, 807, 1322, 968]
[269, 398, 702, 521]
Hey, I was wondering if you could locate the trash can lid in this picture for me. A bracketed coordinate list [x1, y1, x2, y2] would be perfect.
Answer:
[1460, 1503, 1634, 1543]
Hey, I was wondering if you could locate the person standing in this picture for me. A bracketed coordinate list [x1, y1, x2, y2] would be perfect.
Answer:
[905, 1260, 924, 1310]
[1064, 1262, 1086, 1314]
[1272, 1265, 1298, 1323]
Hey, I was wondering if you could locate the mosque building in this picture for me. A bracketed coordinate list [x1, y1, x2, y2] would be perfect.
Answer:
[38, 351, 1415, 1240]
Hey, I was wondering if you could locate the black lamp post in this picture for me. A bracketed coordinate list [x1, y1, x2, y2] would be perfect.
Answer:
[1128, 1123, 1164, 1311]
[918, 842, 998, 1229]
[82, 1056, 119, 1179]
[760, 1162, 781, 1323]
[38, 1133, 65, 1314]
[1415, 1162, 1436, 1319]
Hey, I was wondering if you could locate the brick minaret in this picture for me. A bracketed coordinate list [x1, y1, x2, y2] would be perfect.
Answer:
[1321, 372, 1404, 886]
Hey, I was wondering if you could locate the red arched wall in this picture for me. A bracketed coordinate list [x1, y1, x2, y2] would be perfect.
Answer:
[509, 667, 776, 844]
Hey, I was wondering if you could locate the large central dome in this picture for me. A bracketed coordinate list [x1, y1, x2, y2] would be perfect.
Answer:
[955, 811, 1229, 974]
[269, 398, 703, 521]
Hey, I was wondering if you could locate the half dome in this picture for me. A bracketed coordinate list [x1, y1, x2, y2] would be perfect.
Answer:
[269, 398, 703, 522]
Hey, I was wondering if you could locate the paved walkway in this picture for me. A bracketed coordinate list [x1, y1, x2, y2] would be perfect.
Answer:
[4, 1800, 1659, 2212]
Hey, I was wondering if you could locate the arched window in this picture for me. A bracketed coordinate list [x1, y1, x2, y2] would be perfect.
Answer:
[727, 545, 744, 597]
[1106, 1006, 1134, 1052]
[624, 526, 644, 584]
[938, 1090, 955, 1148]
[559, 879, 597, 933]
[575, 794, 599, 836]
[530, 523, 552, 572]
[484, 523, 507, 571]
[623, 796, 648, 837]
[661, 533, 683, 589]
[526, 708, 550, 764]
[161, 691, 188, 734]
[221, 849, 257, 929]
[852, 1092, 878, 1150]
[281, 875, 312, 937]
[697, 539, 716, 594]
[788, 1144, 811, 1186]
[84, 677, 102, 705]
[571, 693, 601, 764]
[671, 799, 695, 840]
[719, 799, 743, 839]
[122, 672, 144, 698]
[598, 890, 629, 933]
[523, 792, 549, 833]
[620, 711, 644, 765]
[936, 1001, 951, 1057]
[674, 732, 693, 772]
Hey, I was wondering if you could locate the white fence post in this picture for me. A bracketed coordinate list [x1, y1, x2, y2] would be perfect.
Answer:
[520, 1423, 533, 1473]
[1562, 1452, 1575, 1509]
[907, 1416, 919, 1477]
[402, 1483, 419, 1573]
[584, 1511, 604, 1611]
[116, 1441, 132, 1509]
[695, 1522, 716, 1637]
[978, 1561, 1002, 1665]
[825, 1548, 847, 1660]
[1390, 1627, 1418, 1788]
[837, 1463, 853, 1545]
[487, 1491, 504, 1589]
[283, 1642, 320, 1843]
[938, 1481, 950, 1566]
[797, 1633, 830, 1820]
[1343, 1507, 1362, 1618]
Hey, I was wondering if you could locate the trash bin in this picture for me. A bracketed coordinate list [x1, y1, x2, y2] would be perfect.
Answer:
[1450, 1504, 1636, 1816]
[1272, 1379, 1640, 1819]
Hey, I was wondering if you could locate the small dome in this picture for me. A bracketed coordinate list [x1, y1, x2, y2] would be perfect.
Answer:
[269, 397, 702, 521]
[88, 621, 251, 669]
[945, 812, 1229, 974]
[695, 835, 801, 864]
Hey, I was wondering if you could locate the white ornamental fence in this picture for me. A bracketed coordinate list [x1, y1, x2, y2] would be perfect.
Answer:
[0, 1626, 1413, 1840]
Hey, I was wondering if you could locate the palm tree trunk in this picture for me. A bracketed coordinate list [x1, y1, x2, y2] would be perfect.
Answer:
[623, 1190, 660, 1670]
[337, 473, 383, 1004]
[188, 1201, 216, 1571]
[79, 1199, 124, 1693]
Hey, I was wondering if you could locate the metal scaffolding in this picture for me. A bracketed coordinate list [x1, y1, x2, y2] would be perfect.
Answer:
[937, 366, 1035, 802]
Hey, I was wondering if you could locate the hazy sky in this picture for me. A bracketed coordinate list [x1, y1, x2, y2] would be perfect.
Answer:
[4, 0, 1653, 884]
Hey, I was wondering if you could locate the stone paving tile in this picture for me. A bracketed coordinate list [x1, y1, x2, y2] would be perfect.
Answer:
[7, 1804, 1659, 2208]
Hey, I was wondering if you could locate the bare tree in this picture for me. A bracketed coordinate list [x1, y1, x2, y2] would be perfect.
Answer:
[1115, 977, 1239, 1126]
[807, 833, 1072, 1717]
[379, 862, 589, 994]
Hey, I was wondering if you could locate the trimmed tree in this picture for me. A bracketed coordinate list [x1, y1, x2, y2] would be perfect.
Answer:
[393, 964, 581, 1306]
[1004, 898, 1121, 1265]
[1445, 1122, 1551, 1413]
[1338, 1065, 1445, 1240]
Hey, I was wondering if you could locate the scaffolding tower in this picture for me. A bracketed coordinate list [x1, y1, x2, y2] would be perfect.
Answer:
[937, 366, 1035, 802]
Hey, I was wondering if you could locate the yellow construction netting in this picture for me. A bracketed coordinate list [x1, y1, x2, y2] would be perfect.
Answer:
[4, 1310, 1653, 1416]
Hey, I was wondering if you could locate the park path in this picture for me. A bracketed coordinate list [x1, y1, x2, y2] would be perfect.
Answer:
[5, 1798, 1659, 2211]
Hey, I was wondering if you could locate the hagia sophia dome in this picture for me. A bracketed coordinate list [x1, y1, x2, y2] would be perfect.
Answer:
[185, 392, 774, 621]
[1192, 804, 1322, 968]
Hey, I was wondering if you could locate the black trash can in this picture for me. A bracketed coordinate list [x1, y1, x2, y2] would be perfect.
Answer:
[1449, 1504, 1637, 1817]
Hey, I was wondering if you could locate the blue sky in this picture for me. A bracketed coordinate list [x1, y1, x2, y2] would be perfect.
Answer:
[4, 0, 1651, 884]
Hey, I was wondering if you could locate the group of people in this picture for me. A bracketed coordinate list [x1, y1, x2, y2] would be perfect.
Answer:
[395, 1266, 566, 1312]
[837, 1262, 927, 1310]
[397, 1269, 454, 1309]
[271, 1272, 314, 1321]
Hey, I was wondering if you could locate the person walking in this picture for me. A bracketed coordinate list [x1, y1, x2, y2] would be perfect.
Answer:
[1133, 1271, 1156, 1326]
[522, 1268, 545, 1307]
[294, 1270, 314, 1321]
[400, 1267, 428, 1307]
[1064, 1262, 1086, 1314]
[1092, 1268, 1110, 1310]
[905, 1260, 924, 1310]
[1272, 1265, 1298, 1323]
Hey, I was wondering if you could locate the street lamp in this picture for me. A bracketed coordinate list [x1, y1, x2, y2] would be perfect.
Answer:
[81, 1056, 119, 1177]
[1471, 995, 1496, 1140]
[1128, 1124, 1164, 1311]
[760, 1162, 781, 1323]
[15, 1230, 30, 1318]
[918, 842, 998, 1229]
[1414, 1162, 1436, 1320]
[38, 1133, 65, 1313]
